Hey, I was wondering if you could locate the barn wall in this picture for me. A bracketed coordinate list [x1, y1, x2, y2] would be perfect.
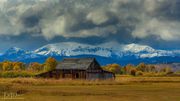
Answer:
[86, 73, 100, 80]
[58, 70, 86, 79]
[86, 72, 115, 80]
[103, 73, 115, 80]
[36, 70, 115, 80]
[86, 73, 104, 80]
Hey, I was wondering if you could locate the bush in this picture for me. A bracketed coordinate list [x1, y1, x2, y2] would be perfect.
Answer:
[136, 71, 143, 76]
[175, 71, 180, 74]
[130, 69, 137, 76]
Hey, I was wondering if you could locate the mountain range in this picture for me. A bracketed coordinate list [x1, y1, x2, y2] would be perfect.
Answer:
[0, 42, 180, 66]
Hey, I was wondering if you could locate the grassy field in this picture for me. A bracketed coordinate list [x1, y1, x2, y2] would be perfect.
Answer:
[0, 77, 180, 101]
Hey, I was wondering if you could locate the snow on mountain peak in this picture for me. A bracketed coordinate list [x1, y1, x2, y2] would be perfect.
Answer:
[9, 47, 23, 51]
[0, 42, 179, 64]
[1, 47, 40, 60]
[5, 47, 26, 54]
[35, 42, 113, 57]
[34, 42, 179, 58]
[122, 43, 155, 53]
[0, 42, 174, 61]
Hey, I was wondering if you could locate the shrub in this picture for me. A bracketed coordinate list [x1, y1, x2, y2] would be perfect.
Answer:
[130, 69, 137, 76]
[136, 71, 143, 76]
[160, 67, 173, 75]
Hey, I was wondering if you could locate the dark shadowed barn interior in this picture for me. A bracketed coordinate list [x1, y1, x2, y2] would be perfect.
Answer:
[37, 58, 115, 80]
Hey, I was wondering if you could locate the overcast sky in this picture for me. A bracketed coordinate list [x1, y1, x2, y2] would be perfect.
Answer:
[0, 0, 180, 52]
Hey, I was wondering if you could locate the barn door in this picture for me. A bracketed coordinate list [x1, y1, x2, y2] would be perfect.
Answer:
[75, 73, 79, 78]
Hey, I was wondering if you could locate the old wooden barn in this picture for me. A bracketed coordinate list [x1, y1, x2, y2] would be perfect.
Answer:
[37, 58, 115, 80]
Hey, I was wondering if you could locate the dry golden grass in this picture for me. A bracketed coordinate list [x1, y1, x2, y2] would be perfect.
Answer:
[116, 75, 180, 83]
[1, 75, 180, 86]
[0, 76, 180, 101]
[0, 78, 121, 86]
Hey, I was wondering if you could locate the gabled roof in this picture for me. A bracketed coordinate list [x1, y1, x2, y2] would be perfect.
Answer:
[56, 58, 96, 70]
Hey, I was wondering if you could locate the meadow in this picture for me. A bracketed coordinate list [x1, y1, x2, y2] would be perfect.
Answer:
[0, 76, 180, 101]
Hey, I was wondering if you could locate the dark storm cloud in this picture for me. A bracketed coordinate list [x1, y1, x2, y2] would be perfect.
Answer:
[0, 0, 179, 51]
[22, 15, 40, 28]
[148, 0, 180, 21]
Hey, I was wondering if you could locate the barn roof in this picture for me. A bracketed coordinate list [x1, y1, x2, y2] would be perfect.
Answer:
[56, 58, 96, 70]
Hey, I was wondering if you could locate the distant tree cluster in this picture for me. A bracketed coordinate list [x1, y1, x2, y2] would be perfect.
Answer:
[28, 57, 57, 72]
[0, 57, 57, 72]
[103, 63, 174, 76]
[0, 61, 25, 71]
[0, 57, 57, 78]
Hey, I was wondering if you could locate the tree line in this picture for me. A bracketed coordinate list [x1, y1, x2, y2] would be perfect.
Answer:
[103, 63, 174, 76]
[0, 57, 57, 72]
[0, 57, 57, 77]
[0, 57, 178, 77]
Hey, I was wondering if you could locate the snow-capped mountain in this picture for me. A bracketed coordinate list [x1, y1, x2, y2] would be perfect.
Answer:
[0, 42, 180, 65]
[34, 42, 178, 59]
[34, 42, 115, 57]
[0, 47, 40, 61]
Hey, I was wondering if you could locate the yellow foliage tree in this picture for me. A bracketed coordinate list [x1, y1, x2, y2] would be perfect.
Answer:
[0, 62, 3, 71]
[44, 57, 57, 72]
[13, 64, 21, 71]
[103, 64, 121, 74]
[124, 64, 134, 75]
[2, 61, 13, 71]
[137, 63, 146, 72]
[29, 62, 43, 72]
[13, 62, 25, 71]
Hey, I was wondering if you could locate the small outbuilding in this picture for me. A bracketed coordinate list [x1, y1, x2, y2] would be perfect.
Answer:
[37, 58, 115, 80]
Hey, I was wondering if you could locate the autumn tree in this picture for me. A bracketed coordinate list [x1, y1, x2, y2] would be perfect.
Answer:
[2, 61, 13, 71]
[13, 64, 21, 71]
[29, 62, 43, 72]
[147, 65, 156, 73]
[160, 67, 173, 74]
[103, 64, 121, 74]
[13, 62, 25, 71]
[124, 64, 134, 75]
[130, 69, 137, 76]
[44, 57, 57, 72]
[0, 62, 3, 71]
[137, 63, 146, 72]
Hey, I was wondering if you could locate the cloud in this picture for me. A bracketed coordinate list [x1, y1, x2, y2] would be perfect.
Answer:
[0, 0, 179, 41]
[86, 9, 109, 25]
[132, 18, 180, 41]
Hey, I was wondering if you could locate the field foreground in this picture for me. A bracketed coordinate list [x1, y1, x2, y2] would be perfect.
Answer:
[0, 77, 180, 101]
